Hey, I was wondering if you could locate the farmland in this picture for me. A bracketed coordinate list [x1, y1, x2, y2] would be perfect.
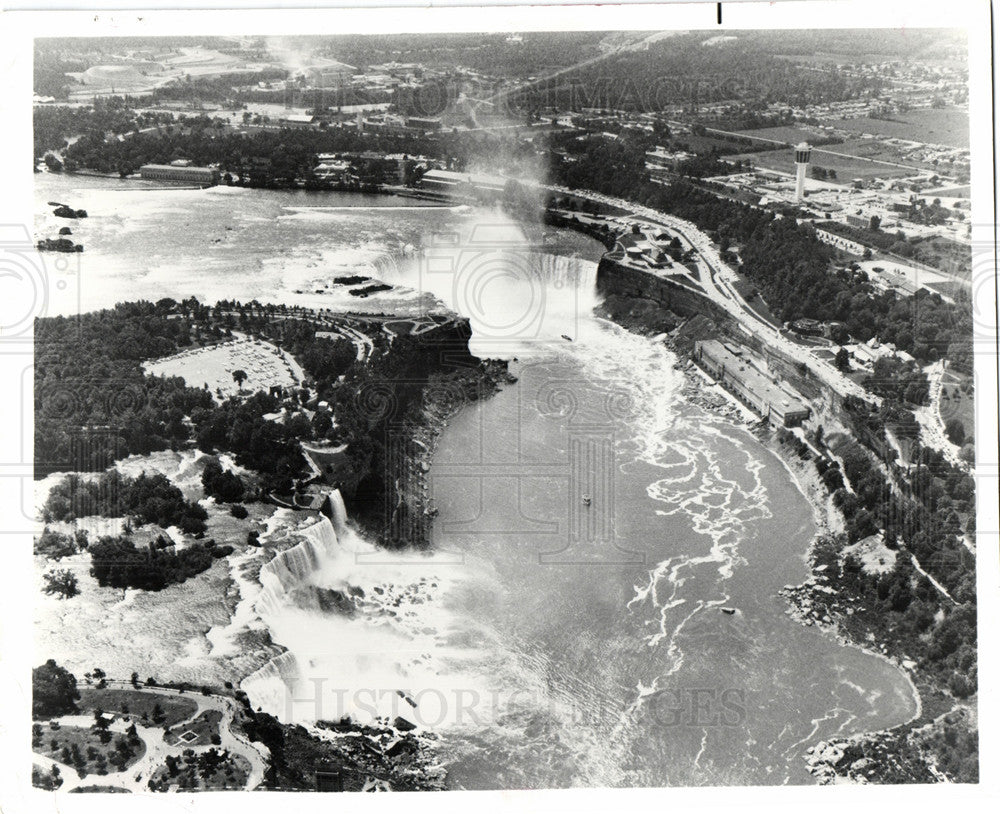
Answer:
[819, 107, 970, 148]
[732, 124, 840, 146]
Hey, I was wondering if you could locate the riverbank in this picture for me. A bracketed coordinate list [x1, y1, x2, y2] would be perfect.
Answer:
[601, 318, 935, 784]
[382, 359, 518, 549]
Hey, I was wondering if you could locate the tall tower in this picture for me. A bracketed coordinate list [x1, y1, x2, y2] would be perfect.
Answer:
[794, 141, 811, 202]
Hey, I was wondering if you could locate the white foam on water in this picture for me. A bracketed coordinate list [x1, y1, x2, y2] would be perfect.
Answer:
[242, 501, 497, 730]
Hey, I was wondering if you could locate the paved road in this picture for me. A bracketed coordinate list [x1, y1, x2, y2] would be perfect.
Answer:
[544, 182, 879, 405]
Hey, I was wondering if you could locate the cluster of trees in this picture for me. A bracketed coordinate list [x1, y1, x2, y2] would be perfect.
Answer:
[529, 32, 879, 111]
[278, 320, 357, 381]
[820, 220, 971, 280]
[88, 535, 223, 591]
[43, 470, 208, 535]
[146, 68, 288, 104]
[193, 392, 308, 495]
[33, 660, 80, 718]
[829, 414, 975, 593]
[801, 420, 977, 701]
[34, 526, 88, 559]
[43, 569, 80, 599]
[33, 49, 87, 99]
[810, 165, 838, 181]
[920, 711, 979, 782]
[863, 356, 930, 405]
[151, 748, 242, 790]
[200, 457, 246, 503]
[34, 100, 175, 160]
[61, 117, 442, 181]
[813, 531, 976, 703]
[35, 300, 221, 476]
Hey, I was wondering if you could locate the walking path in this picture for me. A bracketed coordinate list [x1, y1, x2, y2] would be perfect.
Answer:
[33, 680, 269, 793]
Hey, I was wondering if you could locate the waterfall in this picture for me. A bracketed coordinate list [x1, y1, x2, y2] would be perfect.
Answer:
[241, 487, 497, 729]
[525, 252, 597, 290]
[327, 488, 349, 538]
[255, 511, 340, 620]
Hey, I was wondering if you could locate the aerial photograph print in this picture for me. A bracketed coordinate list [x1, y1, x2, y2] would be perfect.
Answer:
[2, 1, 996, 804]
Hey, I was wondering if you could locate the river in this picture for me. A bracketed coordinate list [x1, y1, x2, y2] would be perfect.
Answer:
[34, 173, 918, 787]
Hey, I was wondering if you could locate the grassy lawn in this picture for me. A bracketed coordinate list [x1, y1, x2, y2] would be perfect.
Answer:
[34, 724, 145, 778]
[939, 371, 975, 442]
[164, 709, 223, 747]
[78, 688, 198, 728]
[70, 785, 132, 793]
[733, 125, 829, 144]
[731, 147, 915, 181]
[820, 108, 970, 149]
[148, 749, 251, 791]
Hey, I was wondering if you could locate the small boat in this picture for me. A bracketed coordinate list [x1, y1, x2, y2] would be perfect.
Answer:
[582, 495, 592, 506]
[561, 334, 573, 342]
[721, 607, 737, 615]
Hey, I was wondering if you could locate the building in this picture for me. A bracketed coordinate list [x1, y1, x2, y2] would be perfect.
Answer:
[139, 164, 220, 185]
[790, 318, 824, 337]
[418, 169, 506, 201]
[279, 113, 317, 129]
[845, 213, 870, 229]
[815, 228, 866, 255]
[405, 116, 442, 131]
[794, 141, 811, 202]
[645, 147, 695, 183]
[301, 61, 356, 88]
[694, 340, 811, 427]
[313, 159, 352, 184]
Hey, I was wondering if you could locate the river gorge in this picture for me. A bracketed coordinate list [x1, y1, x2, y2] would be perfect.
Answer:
[33, 173, 918, 788]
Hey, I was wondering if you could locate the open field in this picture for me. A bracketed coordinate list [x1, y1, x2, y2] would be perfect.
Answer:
[165, 709, 223, 747]
[78, 688, 199, 727]
[827, 138, 942, 171]
[819, 107, 969, 148]
[731, 146, 916, 180]
[733, 125, 837, 145]
[66, 46, 273, 100]
[144, 336, 302, 399]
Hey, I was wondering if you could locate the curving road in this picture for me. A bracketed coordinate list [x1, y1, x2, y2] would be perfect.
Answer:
[543, 182, 879, 405]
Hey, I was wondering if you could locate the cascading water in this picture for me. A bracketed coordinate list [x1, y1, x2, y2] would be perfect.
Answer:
[242, 490, 498, 729]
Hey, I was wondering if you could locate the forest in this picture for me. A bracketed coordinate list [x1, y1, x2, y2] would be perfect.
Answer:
[34, 300, 222, 476]
[34, 99, 177, 160]
[42, 470, 209, 535]
[35, 298, 498, 544]
[88, 535, 222, 591]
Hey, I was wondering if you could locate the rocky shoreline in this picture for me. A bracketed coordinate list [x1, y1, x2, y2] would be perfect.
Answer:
[400, 359, 518, 546]
[657, 330, 941, 785]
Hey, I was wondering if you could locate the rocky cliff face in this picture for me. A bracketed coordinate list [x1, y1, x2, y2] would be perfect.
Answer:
[338, 317, 514, 548]
[594, 256, 733, 336]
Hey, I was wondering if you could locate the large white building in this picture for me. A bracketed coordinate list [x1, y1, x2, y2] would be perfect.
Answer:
[139, 164, 219, 185]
